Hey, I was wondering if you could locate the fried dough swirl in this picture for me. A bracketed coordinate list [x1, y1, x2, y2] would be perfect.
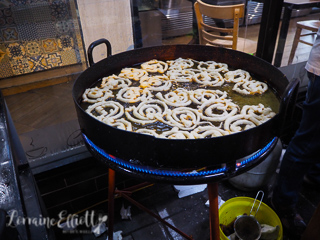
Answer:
[82, 87, 114, 103]
[155, 88, 191, 107]
[82, 58, 276, 139]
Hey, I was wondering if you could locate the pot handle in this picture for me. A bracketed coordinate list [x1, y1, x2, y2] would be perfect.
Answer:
[87, 38, 112, 67]
[278, 78, 300, 138]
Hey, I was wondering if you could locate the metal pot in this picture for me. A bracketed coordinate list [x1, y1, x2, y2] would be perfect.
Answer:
[73, 39, 299, 170]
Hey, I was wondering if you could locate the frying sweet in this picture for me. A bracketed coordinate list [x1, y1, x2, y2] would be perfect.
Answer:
[82, 58, 276, 139]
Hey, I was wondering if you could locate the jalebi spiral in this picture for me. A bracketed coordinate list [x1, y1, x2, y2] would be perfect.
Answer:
[199, 99, 239, 122]
[225, 69, 251, 83]
[192, 125, 229, 138]
[103, 118, 133, 131]
[139, 75, 172, 91]
[125, 100, 169, 125]
[189, 89, 227, 104]
[117, 87, 153, 103]
[82, 57, 277, 139]
[85, 101, 124, 121]
[155, 88, 191, 107]
[160, 127, 195, 139]
[233, 80, 269, 95]
[101, 74, 132, 89]
[241, 104, 276, 125]
[197, 61, 229, 73]
[223, 114, 257, 133]
[141, 59, 168, 73]
[165, 107, 201, 130]
[167, 57, 194, 70]
[82, 87, 114, 103]
[119, 68, 148, 81]
[166, 69, 198, 82]
[193, 71, 224, 87]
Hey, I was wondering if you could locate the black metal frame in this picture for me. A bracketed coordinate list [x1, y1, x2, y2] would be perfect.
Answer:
[0, 91, 54, 240]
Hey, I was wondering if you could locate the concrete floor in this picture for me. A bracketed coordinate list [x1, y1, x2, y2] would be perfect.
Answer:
[37, 156, 319, 240]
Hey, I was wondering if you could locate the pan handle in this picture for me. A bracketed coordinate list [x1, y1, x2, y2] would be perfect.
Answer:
[87, 38, 112, 67]
[278, 78, 300, 138]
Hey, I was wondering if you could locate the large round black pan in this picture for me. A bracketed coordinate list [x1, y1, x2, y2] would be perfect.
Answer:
[73, 40, 299, 169]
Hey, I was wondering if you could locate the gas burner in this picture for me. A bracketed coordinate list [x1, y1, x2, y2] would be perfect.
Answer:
[83, 133, 278, 184]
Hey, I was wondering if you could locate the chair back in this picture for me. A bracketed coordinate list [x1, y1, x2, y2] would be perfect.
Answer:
[194, 0, 245, 50]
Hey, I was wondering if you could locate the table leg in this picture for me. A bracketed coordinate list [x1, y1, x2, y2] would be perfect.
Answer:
[274, 5, 293, 67]
[208, 182, 220, 240]
[108, 168, 116, 240]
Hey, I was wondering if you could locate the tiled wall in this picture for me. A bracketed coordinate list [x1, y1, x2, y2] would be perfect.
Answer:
[0, 0, 85, 79]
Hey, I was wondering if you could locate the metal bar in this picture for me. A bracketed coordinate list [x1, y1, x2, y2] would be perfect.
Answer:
[117, 190, 194, 240]
[208, 182, 220, 240]
[274, 4, 293, 67]
[130, 0, 143, 49]
[256, 0, 283, 63]
[121, 182, 154, 192]
[108, 168, 116, 240]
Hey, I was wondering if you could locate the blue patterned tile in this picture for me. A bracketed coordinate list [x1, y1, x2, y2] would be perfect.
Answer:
[4, 16, 14, 25]
[6, 42, 25, 59]
[24, 40, 43, 56]
[10, 57, 31, 75]
[11, 5, 33, 24]
[44, 52, 62, 68]
[17, 21, 56, 41]
[29, 0, 47, 3]
[1, 0, 84, 78]
[10, 0, 28, 6]
[0, 44, 6, 62]
[60, 48, 77, 65]
[16, 22, 37, 41]
[30, 2, 52, 23]
[49, 0, 70, 20]
[0, 18, 6, 27]
[0, 8, 15, 26]
[73, 48, 82, 63]
[57, 34, 74, 50]
[55, 19, 73, 34]
[1, 27, 19, 41]
[0, 59, 14, 78]
[28, 55, 48, 71]
[35, 21, 56, 39]
[2, 7, 13, 17]
[41, 38, 58, 53]
[11, 2, 50, 24]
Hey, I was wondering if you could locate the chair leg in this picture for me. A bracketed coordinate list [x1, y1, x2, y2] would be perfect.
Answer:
[288, 27, 302, 65]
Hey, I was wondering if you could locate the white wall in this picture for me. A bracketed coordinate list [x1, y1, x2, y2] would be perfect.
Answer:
[76, 0, 134, 63]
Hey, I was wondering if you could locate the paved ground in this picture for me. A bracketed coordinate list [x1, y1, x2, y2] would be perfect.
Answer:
[49, 166, 319, 240]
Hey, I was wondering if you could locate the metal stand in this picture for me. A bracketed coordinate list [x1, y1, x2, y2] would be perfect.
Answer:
[107, 168, 220, 240]
[84, 134, 278, 240]
[208, 182, 220, 240]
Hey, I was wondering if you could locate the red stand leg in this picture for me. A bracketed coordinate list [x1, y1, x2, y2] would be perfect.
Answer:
[108, 168, 116, 240]
[208, 182, 220, 240]
[108, 168, 220, 240]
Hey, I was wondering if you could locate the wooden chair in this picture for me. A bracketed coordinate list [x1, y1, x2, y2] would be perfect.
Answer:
[288, 20, 320, 65]
[194, 0, 257, 54]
